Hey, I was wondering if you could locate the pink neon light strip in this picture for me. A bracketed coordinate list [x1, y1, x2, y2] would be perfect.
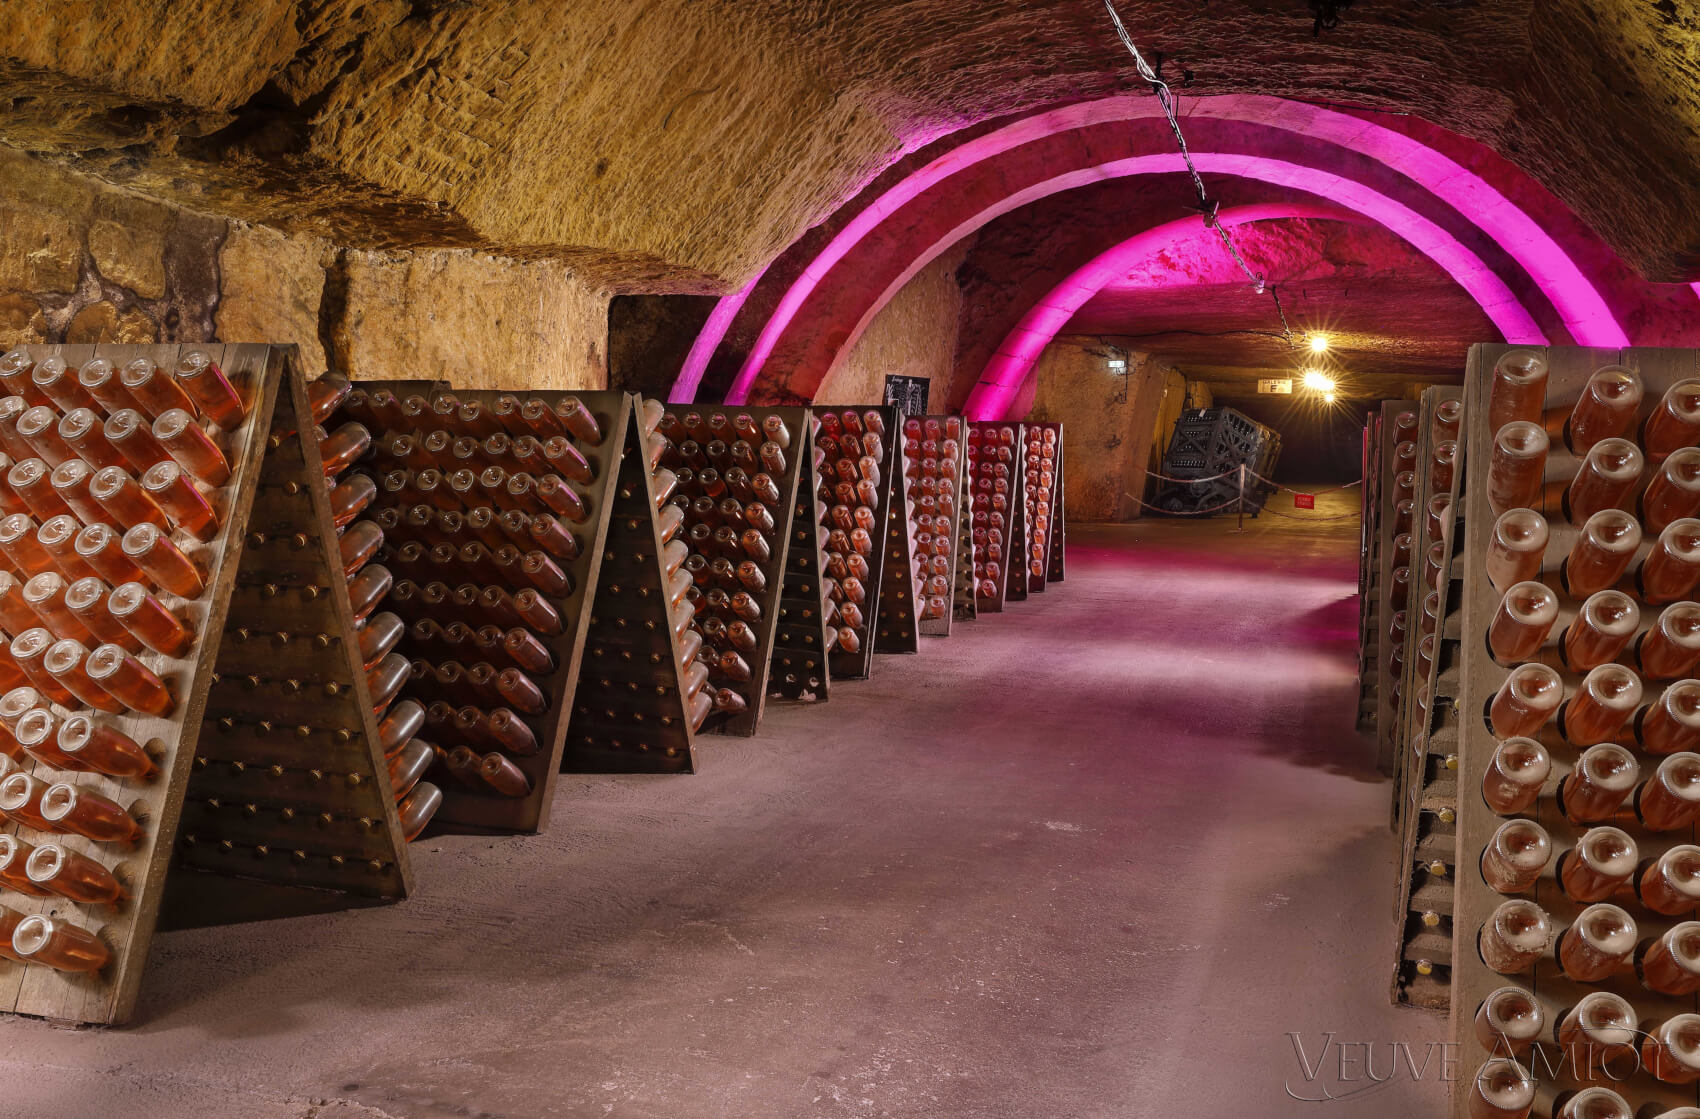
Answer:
[955, 154, 1548, 418]
[682, 94, 1623, 407]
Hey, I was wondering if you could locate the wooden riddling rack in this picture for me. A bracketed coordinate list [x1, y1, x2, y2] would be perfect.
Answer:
[765, 421, 832, 704]
[1388, 385, 1464, 1012]
[1374, 400, 1421, 774]
[340, 381, 627, 830]
[901, 415, 969, 638]
[1021, 422, 1064, 593]
[0, 342, 408, 1025]
[873, 429, 920, 656]
[1449, 344, 1700, 1117]
[1357, 411, 1385, 734]
[951, 496, 980, 625]
[811, 406, 902, 680]
[966, 421, 1025, 615]
[566, 399, 702, 773]
[654, 403, 807, 735]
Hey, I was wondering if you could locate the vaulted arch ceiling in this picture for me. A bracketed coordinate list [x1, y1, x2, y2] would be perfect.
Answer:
[672, 94, 1700, 415]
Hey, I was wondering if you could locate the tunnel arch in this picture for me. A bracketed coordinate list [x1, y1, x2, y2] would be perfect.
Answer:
[671, 94, 1643, 410]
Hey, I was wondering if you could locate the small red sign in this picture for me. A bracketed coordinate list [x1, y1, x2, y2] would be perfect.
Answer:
[1293, 493, 1316, 509]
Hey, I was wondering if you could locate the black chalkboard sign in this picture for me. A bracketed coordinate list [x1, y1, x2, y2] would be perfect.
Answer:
[883, 375, 930, 417]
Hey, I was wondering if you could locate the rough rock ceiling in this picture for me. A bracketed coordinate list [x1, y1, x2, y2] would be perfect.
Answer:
[1063, 217, 1494, 395]
[2, 1, 1698, 291]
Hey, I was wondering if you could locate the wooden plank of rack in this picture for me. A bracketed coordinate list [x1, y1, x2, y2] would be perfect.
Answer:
[352, 380, 627, 831]
[952, 432, 980, 623]
[1356, 414, 1384, 732]
[0, 342, 275, 1024]
[1388, 385, 1463, 1011]
[767, 423, 831, 703]
[874, 430, 919, 654]
[168, 352, 411, 917]
[1447, 344, 1700, 1118]
[565, 403, 699, 773]
[1374, 401, 1419, 774]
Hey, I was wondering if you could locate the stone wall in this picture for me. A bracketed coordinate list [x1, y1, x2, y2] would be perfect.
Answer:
[1027, 338, 1183, 523]
[815, 238, 971, 408]
[0, 150, 609, 390]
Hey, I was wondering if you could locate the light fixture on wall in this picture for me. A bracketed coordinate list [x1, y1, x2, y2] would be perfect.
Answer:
[1301, 369, 1335, 393]
[1307, 333, 1330, 354]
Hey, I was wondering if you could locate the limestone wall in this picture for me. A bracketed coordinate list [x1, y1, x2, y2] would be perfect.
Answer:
[815, 238, 972, 409]
[0, 150, 609, 390]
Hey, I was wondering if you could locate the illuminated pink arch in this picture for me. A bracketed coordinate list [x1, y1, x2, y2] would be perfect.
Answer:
[670, 93, 1628, 406]
[964, 204, 1346, 417]
[823, 150, 1551, 418]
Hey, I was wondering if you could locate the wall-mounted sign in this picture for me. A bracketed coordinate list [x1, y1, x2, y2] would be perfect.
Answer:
[884, 375, 931, 416]
[1258, 378, 1294, 395]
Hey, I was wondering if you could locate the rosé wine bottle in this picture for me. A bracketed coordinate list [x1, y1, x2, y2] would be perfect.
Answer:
[1564, 510, 1640, 596]
[1643, 604, 1700, 679]
[1639, 752, 1700, 830]
[1487, 422, 1548, 515]
[1556, 904, 1637, 982]
[1557, 826, 1637, 902]
[1563, 591, 1639, 671]
[1484, 509, 1548, 593]
[9, 914, 108, 973]
[1641, 680, 1700, 755]
[1643, 845, 1700, 916]
[1489, 663, 1563, 739]
[1479, 899, 1551, 974]
[1643, 921, 1700, 996]
[1488, 350, 1549, 433]
[1488, 582, 1558, 664]
[1568, 365, 1643, 453]
[1645, 447, 1700, 531]
[1644, 519, 1700, 603]
[1560, 741, 1640, 821]
[1474, 986, 1544, 1057]
[1480, 818, 1551, 893]
[1553, 1088, 1631, 1119]
[1465, 1057, 1534, 1119]
[1566, 437, 1643, 521]
[1644, 379, 1700, 460]
[1482, 738, 1550, 815]
[1642, 1014, 1700, 1084]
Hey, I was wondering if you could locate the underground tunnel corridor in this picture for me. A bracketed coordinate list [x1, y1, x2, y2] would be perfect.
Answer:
[0, 490, 1450, 1119]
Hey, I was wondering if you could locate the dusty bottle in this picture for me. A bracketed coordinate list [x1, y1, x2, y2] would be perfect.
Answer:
[1488, 349, 1549, 433]
[1487, 422, 1547, 515]
[56, 407, 124, 470]
[1644, 845, 1700, 915]
[1478, 899, 1551, 974]
[1645, 679, 1700, 754]
[1474, 986, 1544, 1057]
[1565, 509, 1641, 596]
[1640, 752, 1700, 830]
[1568, 437, 1643, 521]
[1564, 591, 1639, 670]
[1557, 904, 1637, 982]
[15, 406, 77, 467]
[1568, 365, 1643, 453]
[1484, 509, 1547, 593]
[48, 459, 107, 526]
[105, 580, 192, 656]
[1561, 741, 1640, 820]
[140, 461, 218, 541]
[1645, 378, 1700, 459]
[1559, 825, 1637, 902]
[1488, 582, 1558, 664]
[1481, 738, 1550, 816]
[478, 753, 531, 798]
[120, 524, 204, 597]
[84, 643, 172, 716]
[24, 842, 121, 905]
[1489, 662, 1563, 738]
[1480, 818, 1551, 893]
[7, 459, 73, 525]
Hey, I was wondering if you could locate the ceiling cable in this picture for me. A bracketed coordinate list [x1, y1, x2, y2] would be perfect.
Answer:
[1102, 0, 1296, 348]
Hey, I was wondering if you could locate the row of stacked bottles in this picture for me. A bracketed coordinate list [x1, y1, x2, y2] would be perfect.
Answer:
[0, 345, 1070, 1026]
[1374, 344, 1700, 1119]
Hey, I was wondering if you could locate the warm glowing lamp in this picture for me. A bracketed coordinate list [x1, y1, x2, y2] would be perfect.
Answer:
[1308, 333, 1330, 354]
[1302, 369, 1335, 392]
